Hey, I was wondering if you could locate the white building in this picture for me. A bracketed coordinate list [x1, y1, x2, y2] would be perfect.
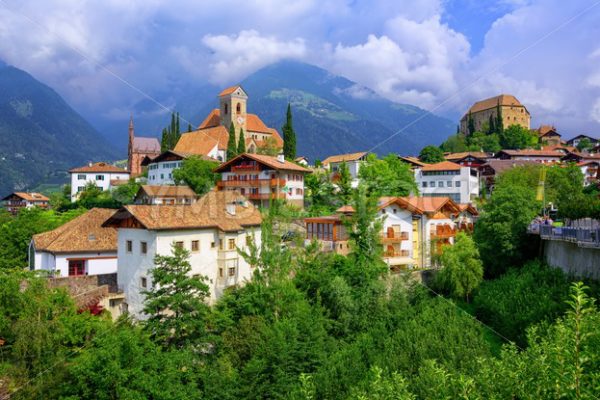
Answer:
[29, 208, 118, 277]
[215, 153, 311, 208]
[578, 161, 599, 186]
[134, 185, 198, 205]
[322, 151, 369, 188]
[102, 190, 263, 318]
[143, 150, 219, 186]
[414, 161, 479, 204]
[70, 162, 130, 202]
[2, 192, 49, 215]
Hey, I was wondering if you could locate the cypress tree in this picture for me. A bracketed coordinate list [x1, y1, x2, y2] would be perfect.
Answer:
[226, 123, 237, 160]
[237, 128, 246, 154]
[488, 114, 495, 135]
[496, 101, 503, 134]
[467, 111, 475, 136]
[161, 128, 169, 152]
[188, 123, 192, 132]
[282, 103, 296, 159]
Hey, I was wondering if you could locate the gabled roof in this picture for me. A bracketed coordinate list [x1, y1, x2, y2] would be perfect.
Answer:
[463, 94, 528, 118]
[174, 128, 222, 156]
[458, 203, 479, 216]
[32, 208, 117, 254]
[421, 161, 462, 172]
[132, 137, 161, 153]
[2, 192, 49, 202]
[567, 134, 598, 142]
[495, 149, 564, 158]
[377, 196, 423, 214]
[219, 85, 246, 97]
[444, 152, 489, 162]
[480, 159, 536, 173]
[399, 156, 427, 167]
[322, 152, 369, 165]
[69, 162, 129, 174]
[399, 196, 461, 215]
[214, 153, 312, 173]
[336, 205, 355, 214]
[136, 185, 197, 198]
[537, 125, 561, 137]
[103, 191, 262, 232]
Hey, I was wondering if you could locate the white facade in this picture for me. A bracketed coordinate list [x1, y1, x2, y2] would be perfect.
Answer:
[415, 167, 479, 204]
[147, 159, 183, 185]
[378, 204, 416, 267]
[29, 243, 117, 277]
[220, 169, 305, 205]
[116, 226, 262, 318]
[70, 171, 130, 202]
[329, 160, 363, 188]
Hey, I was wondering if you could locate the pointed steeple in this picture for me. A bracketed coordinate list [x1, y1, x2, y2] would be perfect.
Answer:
[127, 114, 134, 173]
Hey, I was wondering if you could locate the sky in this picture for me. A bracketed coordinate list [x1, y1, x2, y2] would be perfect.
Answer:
[0, 0, 599, 137]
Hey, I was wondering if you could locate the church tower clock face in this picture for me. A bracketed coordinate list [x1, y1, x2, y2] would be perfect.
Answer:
[237, 116, 245, 125]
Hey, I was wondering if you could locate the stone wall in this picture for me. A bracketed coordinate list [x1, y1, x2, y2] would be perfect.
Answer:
[460, 105, 530, 135]
[543, 240, 600, 280]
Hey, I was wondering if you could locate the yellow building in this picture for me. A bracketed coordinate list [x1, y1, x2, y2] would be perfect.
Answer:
[460, 94, 530, 135]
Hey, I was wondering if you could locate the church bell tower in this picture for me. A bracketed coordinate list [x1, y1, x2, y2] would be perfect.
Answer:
[219, 85, 248, 140]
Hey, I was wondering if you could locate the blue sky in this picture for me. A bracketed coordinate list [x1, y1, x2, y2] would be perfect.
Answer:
[0, 0, 599, 137]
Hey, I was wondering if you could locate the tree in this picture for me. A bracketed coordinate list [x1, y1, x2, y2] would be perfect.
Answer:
[499, 124, 536, 150]
[487, 114, 496, 135]
[467, 111, 475, 136]
[304, 170, 337, 215]
[419, 145, 445, 163]
[336, 161, 353, 205]
[440, 133, 468, 153]
[495, 102, 503, 134]
[576, 137, 592, 152]
[256, 136, 280, 156]
[161, 112, 182, 151]
[143, 244, 211, 348]
[237, 127, 246, 154]
[358, 154, 418, 197]
[111, 178, 141, 205]
[226, 123, 238, 160]
[172, 156, 219, 195]
[467, 131, 501, 153]
[434, 232, 483, 302]
[282, 103, 297, 160]
[188, 123, 193, 132]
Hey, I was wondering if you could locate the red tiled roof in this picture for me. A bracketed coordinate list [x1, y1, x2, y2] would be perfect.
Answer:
[174, 128, 223, 155]
[219, 85, 243, 97]
[70, 162, 129, 174]
[399, 196, 460, 214]
[3, 192, 49, 202]
[463, 94, 528, 117]
[421, 161, 462, 171]
[322, 152, 368, 165]
[497, 149, 564, 157]
[444, 152, 489, 161]
[137, 185, 197, 198]
[214, 153, 312, 173]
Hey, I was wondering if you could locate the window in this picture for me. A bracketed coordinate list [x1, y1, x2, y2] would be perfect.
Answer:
[126, 240, 132, 252]
[160, 174, 164, 180]
[228, 238, 236, 250]
[228, 267, 236, 276]
[447, 181, 453, 187]
[236, 102, 241, 114]
[77, 186, 85, 192]
[175, 241, 184, 249]
[455, 181, 461, 187]
[96, 175, 105, 181]
[422, 182, 427, 188]
[392, 208, 397, 214]
[141, 277, 147, 289]
[141, 241, 147, 254]
[211, 241, 215, 248]
[438, 181, 444, 187]
[219, 268, 224, 277]
[77, 174, 86, 180]
[429, 181, 435, 187]
[191, 240, 199, 252]
[224, 103, 228, 114]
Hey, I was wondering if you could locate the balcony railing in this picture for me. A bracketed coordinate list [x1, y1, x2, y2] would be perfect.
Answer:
[383, 250, 410, 258]
[231, 163, 261, 172]
[530, 223, 600, 248]
[217, 178, 286, 188]
[431, 225, 456, 239]
[380, 231, 409, 243]
[247, 193, 286, 200]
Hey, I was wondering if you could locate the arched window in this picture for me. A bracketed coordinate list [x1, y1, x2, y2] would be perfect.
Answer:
[224, 104, 228, 115]
[236, 103, 241, 114]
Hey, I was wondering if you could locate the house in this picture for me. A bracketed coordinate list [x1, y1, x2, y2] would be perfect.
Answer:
[444, 152, 490, 168]
[304, 206, 354, 256]
[127, 116, 161, 177]
[414, 161, 479, 203]
[456, 204, 479, 231]
[494, 149, 563, 163]
[294, 156, 309, 167]
[214, 153, 311, 208]
[577, 161, 599, 186]
[460, 94, 530, 135]
[174, 86, 283, 161]
[399, 156, 428, 169]
[29, 208, 118, 277]
[561, 152, 600, 164]
[566, 134, 598, 148]
[479, 159, 535, 192]
[322, 151, 369, 188]
[537, 125, 562, 146]
[134, 185, 198, 205]
[2, 192, 49, 215]
[102, 191, 262, 318]
[142, 149, 217, 186]
[69, 162, 130, 202]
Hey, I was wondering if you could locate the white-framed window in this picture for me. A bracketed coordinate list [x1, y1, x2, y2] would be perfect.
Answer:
[96, 175, 105, 181]
[447, 181, 453, 187]
[455, 181, 461, 187]
[77, 174, 86, 180]
[438, 181, 444, 188]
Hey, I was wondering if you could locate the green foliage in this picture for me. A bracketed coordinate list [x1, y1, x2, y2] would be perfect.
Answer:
[434, 232, 483, 302]
[467, 131, 501, 153]
[143, 244, 211, 348]
[418, 145, 445, 163]
[358, 154, 417, 197]
[576, 137, 593, 152]
[304, 170, 337, 215]
[75, 182, 121, 209]
[467, 111, 475, 136]
[499, 124, 537, 149]
[237, 127, 246, 154]
[282, 103, 297, 159]
[336, 161, 353, 205]
[172, 156, 219, 195]
[160, 112, 181, 151]
[256, 136, 280, 156]
[226, 123, 238, 160]
[440, 133, 468, 153]
[110, 178, 141, 205]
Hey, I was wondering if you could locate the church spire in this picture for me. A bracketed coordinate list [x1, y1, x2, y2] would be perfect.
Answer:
[127, 114, 134, 173]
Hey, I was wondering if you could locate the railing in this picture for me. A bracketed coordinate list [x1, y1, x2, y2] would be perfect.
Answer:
[431, 225, 456, 239]
[231, 164, 261, 172]
[217, 178, 285, 188]
[380, 231, 409, 242]
[247, 193, 286, 200]
[531, 223, 600, 248]
[383, 250, 410, 258]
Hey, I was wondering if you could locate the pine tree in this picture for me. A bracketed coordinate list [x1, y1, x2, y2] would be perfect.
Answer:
[226, 123, 238, 160]
[237, 127, 246, 154]
[282, 103, 296, 159]
[467, 111, 475, 136]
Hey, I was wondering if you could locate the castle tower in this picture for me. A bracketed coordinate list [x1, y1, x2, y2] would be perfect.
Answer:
[127, 115, 134, 173]
[219, 85, 248, 140]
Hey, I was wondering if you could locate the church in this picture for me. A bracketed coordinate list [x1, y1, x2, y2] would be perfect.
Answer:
[174, 86, 283, 161]
[127, 117, 161, 176]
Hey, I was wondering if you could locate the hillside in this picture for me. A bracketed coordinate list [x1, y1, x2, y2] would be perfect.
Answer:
[0, 64, 118, 197]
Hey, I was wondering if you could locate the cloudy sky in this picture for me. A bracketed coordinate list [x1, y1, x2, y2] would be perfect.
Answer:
[1, 0, 599, 136]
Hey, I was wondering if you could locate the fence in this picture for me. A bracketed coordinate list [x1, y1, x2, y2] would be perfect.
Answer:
[531, 224, 600, 248]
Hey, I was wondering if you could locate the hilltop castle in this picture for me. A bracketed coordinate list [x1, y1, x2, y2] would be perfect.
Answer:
[460, 94, 530, 135]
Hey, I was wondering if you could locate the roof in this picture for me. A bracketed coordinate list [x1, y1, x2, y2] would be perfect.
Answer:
[2, 192, 49, 202]
[174, 128, 222, 155]
[495, 149, 564, 158]
[458, 203, 479, 216]
[480, 159, 536, 174]
[214, 153, 312, 173]
[399, 156, 427, 167]
[295, 156, 308, 162]
[421, 161, 463, 172]
[567, 134, 598, 143]
[322, 152, 368, 165]
[103, 191, 262, 232]
[399, 196, 460, 214]
[137, 185, 197, 198]
[377, 196, 423, 214]
[540, 144, 577, 153]
[132, 137, 161, 153]
[336, 205, 355, 214]
[32, 208, 117, 254]
[444, 152, 489, 161]
[219, 85, 245, 97]
[577, 160, 600, 167]
[70, 162, 129, 174]
[463, 94, 528, 117]
[537, 125, 560, 137]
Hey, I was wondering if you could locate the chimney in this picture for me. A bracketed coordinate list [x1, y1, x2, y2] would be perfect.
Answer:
[277, 153, 285, 163]
[88, 162, 92, 167]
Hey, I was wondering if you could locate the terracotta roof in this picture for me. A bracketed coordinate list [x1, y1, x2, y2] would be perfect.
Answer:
[496, 149, 564, 158]
[70, 162, 129, 174]
[480, 160, 536, 174]
[377, 196, 424, 214]
[132, 137, 161, 153]
[399, 156, 428, 167]
[577, 160, 600, 167]
[174, 128, 222, 155]
[322, 152, 368, 165]
[399, 196, 460, 214]
[458, 203, 479, 216]
[214, 153, 312, 173]
[421, 161, 462, 171]
[295, 156, 308, 163]
[444, 152, 489, 161]
[464, 94, 527, 116]
[199, 109, 222, 129]
[540, 144, 577, 153]
[219, 85, 243, 97]
[3, 192, 49, 202]
[537, 125, 560, 137]
[32, 208, 117, 254]
[137, 185, 197, 198]
[336, 205, 355, 214]
[104, 191, 262, 232]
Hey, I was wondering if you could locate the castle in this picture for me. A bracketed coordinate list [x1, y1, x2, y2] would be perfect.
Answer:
[460, 94, 530, 135]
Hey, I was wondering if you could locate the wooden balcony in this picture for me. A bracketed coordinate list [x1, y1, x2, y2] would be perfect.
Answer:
[231, 164, 261, 172]
[383, 249, 410, 257]
[431, 225, 455, 239]
[247, 193, 286, 200]
[380, 231, 409, 243]
[217, 178, 286, 188]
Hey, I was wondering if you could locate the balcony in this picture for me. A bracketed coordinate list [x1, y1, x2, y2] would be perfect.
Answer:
[431, 225, 455, 239]
[231, 163, 261, 172]
[247, 193, 286, 200]
[380, 231, 409, 243]
[217, 178, 286, 188]
[217, 249, 239, 261]
[383, 249, 410, 257]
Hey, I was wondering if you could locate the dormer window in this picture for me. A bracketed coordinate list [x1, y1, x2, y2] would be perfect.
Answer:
[224, 103, 228, 115]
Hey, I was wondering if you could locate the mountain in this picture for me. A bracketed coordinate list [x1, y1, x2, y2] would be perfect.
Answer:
[0, 64, 118, 197]
[100, 61, 455, 160]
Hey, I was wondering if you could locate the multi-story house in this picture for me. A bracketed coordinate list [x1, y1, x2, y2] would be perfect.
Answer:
[479, 159, 535, 193]
[2, 192, 49, 215]
[414, 161, 479, 204]
[494, 149, 563, 163]
[102, 191, 262, 318]
[214, 153, 311, 208]
[577, 161, 599, 186]
[444, 152, 490, 168]
[70, 162, 130, 202]
[143, 150, 218, 186]
[322, 152, 369, 188]
[566, 134, 598, 148]
[460, 94, 530, 135]
[536, 125, 562, 146]
[29, 208, 118, 277]
[133, 185, 198, 205]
